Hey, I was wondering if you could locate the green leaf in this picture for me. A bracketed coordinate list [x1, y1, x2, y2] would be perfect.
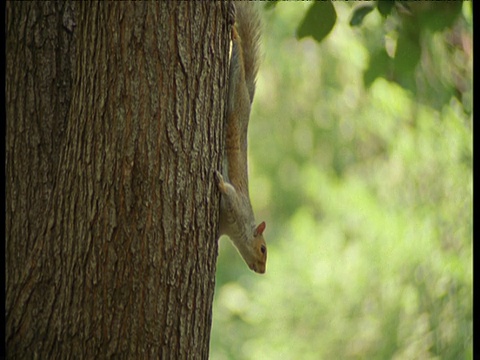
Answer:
[394, 33, 421, 74]
[417, 2, 463, 32]
[377, 0, 395, 17]
[297, 0, 337, 43]
[390, 32, 421, 93]
[264, 1, 279, 10]
[363, 49, 392, 88]
[349, 5, 374, 27]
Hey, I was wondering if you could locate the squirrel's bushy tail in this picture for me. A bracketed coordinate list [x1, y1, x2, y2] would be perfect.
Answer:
[234, 2, 261, 104]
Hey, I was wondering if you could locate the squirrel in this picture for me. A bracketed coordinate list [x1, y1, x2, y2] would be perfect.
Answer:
[215, 2, 267, 274]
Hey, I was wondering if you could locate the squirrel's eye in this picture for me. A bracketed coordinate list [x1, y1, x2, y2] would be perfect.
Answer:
[260, 245, 266, 254]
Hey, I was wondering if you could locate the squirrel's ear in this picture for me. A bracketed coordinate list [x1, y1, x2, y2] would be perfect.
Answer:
[255, 221, 266, 236]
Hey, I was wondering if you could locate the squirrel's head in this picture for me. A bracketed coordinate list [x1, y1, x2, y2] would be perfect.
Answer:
[248, 221, 267, 274]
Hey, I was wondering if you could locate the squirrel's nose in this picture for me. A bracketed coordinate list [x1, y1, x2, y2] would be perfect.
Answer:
[255, 264, 265, 274]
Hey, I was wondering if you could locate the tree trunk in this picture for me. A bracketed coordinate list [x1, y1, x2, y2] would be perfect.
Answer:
[6, 2, 229, 358]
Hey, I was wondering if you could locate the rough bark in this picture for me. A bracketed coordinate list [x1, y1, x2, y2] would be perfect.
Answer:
[6, 2, 229, 358]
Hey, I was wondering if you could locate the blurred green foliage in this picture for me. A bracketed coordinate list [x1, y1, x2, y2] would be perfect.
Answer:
[212, 1, 472, 359]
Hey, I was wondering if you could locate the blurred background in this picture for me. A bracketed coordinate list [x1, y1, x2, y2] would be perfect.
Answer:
[212, 2, 472, 359]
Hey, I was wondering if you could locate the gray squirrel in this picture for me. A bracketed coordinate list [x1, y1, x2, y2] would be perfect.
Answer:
[215, 2, 267, 274]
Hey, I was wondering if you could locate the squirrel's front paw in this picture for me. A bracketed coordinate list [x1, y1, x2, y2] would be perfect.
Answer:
[227, 2, 236, 27]
[215, 170, 226, 193]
